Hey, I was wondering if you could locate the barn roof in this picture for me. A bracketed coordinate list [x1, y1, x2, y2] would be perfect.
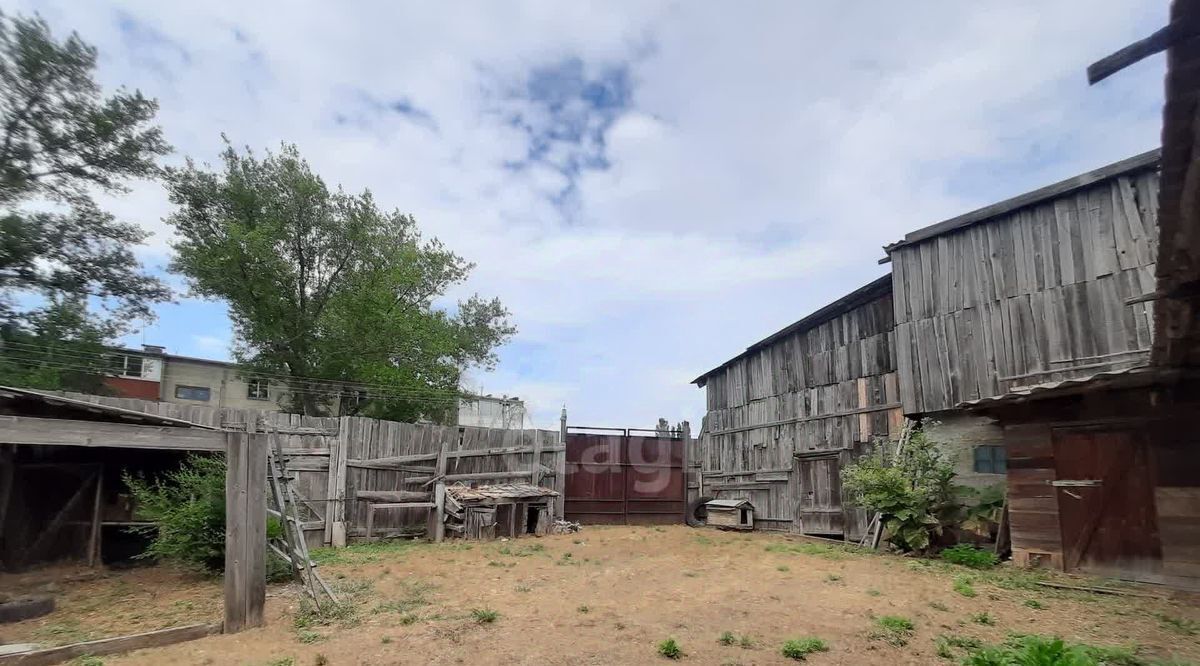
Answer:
[0, 385, 216, 429]
[881, 150, 1160, 255]
[691, 274, 892, 386]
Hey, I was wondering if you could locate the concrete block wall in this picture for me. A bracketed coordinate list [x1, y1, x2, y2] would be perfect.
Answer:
[924, 413, 1006, 490]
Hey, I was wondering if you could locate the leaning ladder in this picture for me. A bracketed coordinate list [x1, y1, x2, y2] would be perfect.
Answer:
[265, 432, 338, 610]
[858, 418, 916, 549]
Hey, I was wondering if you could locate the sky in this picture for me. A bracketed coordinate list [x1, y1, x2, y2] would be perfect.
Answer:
[9, 1, 1167, 430]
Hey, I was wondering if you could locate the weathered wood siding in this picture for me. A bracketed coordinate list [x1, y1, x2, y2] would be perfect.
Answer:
[693, 282, 905, 538]
[890, 163, 1161, 414]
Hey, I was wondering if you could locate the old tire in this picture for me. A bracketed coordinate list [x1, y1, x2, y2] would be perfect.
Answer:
[686, 496, 714, 527]
[0, 596, 55, 624]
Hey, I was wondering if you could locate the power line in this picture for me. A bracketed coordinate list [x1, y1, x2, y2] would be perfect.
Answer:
[0, 340, 468, 398]
[0, 353, 464, 404]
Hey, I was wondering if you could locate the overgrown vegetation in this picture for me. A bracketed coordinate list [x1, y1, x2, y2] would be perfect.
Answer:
[953, 634, 1155, 666]
[471, 607, 499, 624]
[780, 637, 829, 660]
[293, 580, 373, 630]
[657, 637, 682, 659]
[869, 615, 916, 647]
[953, 576, 978, 598]
[941, 544, 999, 569]
[841, 424, 1003, 554]
[125, 454, 288, 581]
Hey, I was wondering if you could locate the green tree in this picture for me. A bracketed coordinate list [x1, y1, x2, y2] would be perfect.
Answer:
[164, 141, 515, 421]
[0, 12, 171, 379]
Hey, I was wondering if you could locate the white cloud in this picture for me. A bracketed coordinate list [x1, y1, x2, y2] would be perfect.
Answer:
[14, 0, 1167, 428]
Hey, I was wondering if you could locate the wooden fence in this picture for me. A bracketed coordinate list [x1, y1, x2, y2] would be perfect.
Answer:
[57, 393, 564, 547]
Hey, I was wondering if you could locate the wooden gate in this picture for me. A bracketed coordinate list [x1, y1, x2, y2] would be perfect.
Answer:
[564, 429, 685, 525]
[1052, 428, 1161, 573]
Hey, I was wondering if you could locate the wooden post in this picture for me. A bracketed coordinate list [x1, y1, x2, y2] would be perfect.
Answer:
[430, 437, 449, 542]
[681, 421, 691, 523]
[557, 407, 568, 519]
[325, 418, 349, 547]
[88, 465, 104, 567]
[224, 432, 267, 633]
[0, 445, 13, 545]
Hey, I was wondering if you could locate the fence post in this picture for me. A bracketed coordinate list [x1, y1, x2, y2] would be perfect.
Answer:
[224, 431, 266, 633]
[557, 407, 568, 518]
[324, 417, 349, 547]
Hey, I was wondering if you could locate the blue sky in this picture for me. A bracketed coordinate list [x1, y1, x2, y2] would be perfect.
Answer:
[11, 1, 1166, 429]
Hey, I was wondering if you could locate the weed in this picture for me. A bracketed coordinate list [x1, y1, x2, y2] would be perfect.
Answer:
[824, 574, 843, 583]
[658, 637, 682, 659]
[970, 612, 995, 626]
[294, 579, 373, 630]
[718, 631, 737, 646]
[682, 571, 699, 578]
[265, 660, 294, 666]
[498, 543, 545, 557]
[870, 615, 916, 647]
[961, 634, 1144, 666]
[930, 601, 949, 611]
[1157, 613, 1199, 636]
[780, 637, 829, 660]
[615, 622, 626, 630]
[694, 535, 714, 546]
[373, 579, 434, 616]
[765, 541, 846, 560]
[777, 565, 790, 572]
[381, 637, 393, 644]
[487, 560, 515, 568]
[69, 658, 104, 666]
[35, 621, 97, 646]
[514, 584, 532, 593]
[296, 630, 325, 644]
[309, 539, 423, 566]
[866, 588, 882, 597]
[314, 655, 329, 666]
[471, 608, 499, 624]
[934, 634, 982, 660]
[1023, 599, 1046, 610]
[953, 576, 977, 598]
[739, 635, 755, 649]
[941, 544, 999, 569]
[399, 613, 419, 625]
[577, 605, 590, 614]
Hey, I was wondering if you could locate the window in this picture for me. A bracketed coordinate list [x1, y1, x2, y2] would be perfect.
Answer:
[175, 385, 211, 402]
[973, 445, 1007, 474]
[247, 378, 269, 400]
[108, 354, 144, 378]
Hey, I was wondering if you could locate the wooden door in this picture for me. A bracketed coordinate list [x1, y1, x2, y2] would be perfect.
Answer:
[1052, 428, 1161, 574]
[795, 454, 844, 536]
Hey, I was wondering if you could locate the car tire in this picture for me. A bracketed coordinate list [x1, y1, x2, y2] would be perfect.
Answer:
[686, 496, 714, 527]
[0, 596, 55, 624]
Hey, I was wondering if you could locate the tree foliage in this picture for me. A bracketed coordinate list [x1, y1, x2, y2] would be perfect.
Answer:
[164, 141, 515, 421]
[0, 12, 170, 346]
[841, 425, 991, 554]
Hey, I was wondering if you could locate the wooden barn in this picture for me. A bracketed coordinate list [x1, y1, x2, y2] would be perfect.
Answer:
[883, 133, 1199, 587]
[690, 276, 905, 541]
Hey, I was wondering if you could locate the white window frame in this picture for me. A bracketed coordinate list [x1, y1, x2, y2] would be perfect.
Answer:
[247, 378, 270, 401]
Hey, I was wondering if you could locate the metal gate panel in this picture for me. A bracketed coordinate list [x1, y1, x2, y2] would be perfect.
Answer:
[565, 429, 685, 525]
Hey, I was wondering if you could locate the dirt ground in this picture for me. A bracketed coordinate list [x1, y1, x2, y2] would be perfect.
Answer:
[3, 526, 1199, 665]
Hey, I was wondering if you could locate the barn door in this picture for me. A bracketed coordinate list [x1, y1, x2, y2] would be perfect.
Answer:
[795, 453, 844, 536]
[1052, 428, 1160, 574]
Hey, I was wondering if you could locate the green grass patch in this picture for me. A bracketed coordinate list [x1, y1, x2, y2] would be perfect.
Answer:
[497, 543, 546, 557]
[780, 637, 829, 660]
[940, 544, 999, 569]
[1157, 613, 1199, 636]
[969, 612, 995, 626]
[309, 539, 423, 566]
[953, 575, 978, 598]
[657, 637, 682, 659]
[777, 565, 790, 572]
[577, 605, 590, 614]
[293, 579, 373, 630]
[959, 634, 1149, 666]
[870, 615, 916, 647]
[934, 634, 983, 660]
[718, 631, 736, 646]
[1023, 599, 1046, 610]
[471, 607, 499, 624]
[765, 541, 848, 560]
[372, 578, 434, 615]
[929, 600, 950, 611]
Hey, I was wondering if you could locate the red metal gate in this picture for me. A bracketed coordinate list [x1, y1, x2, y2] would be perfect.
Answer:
[564, 428, 685, 525]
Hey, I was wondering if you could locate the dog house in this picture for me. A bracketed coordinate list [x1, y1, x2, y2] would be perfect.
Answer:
[705, 498, 754, 531]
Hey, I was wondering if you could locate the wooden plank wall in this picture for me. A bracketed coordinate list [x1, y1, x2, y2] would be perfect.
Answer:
[55, 392, 562, 545]
[693, 288, 905, 537]
[891, 167, 1160, 414]
[1002, 423, 1063, 570]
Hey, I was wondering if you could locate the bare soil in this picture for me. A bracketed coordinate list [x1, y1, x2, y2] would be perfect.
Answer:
[4, 526, 1199, 665]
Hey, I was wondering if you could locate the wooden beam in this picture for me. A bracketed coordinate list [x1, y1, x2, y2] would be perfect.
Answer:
[706, 403, 903, 436]
[0, 623, 220, 666]
[404, 470, 534, 485]
[223, 432, 266, 633]
[1088, 21, 1185, 84]
[87, 465, 104, 567]
[0, 416, 226, 451]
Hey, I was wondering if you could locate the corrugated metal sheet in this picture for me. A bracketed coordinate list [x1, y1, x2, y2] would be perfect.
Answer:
[955, 367, 1170, 408]
[0, 385, 216, 429]
[705, 498, 752, 508]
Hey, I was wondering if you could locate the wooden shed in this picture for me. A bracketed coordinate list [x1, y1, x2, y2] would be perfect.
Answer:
[705, 498, 754, 531]
[443, 484, 558, 540]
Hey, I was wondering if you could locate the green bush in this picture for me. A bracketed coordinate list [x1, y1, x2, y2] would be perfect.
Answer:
[125, 454, 288, 581]
[941, 544, 999, 569]
[961, 634, 1145, 666]
[780, 637, 829, 660]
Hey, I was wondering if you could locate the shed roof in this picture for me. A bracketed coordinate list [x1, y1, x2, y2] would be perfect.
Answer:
[706, 498, 753, 509]
[955, 367, 1181, 409]
[882, 149, 1160, 254]
[446, 483, 559, 502]
[691, 274, 892, 386]
[0, 385, 216, 429]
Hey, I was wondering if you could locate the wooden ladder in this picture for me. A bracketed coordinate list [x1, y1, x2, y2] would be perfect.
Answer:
[858, 418, 916, 549]
[265, 430, 338, 610]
